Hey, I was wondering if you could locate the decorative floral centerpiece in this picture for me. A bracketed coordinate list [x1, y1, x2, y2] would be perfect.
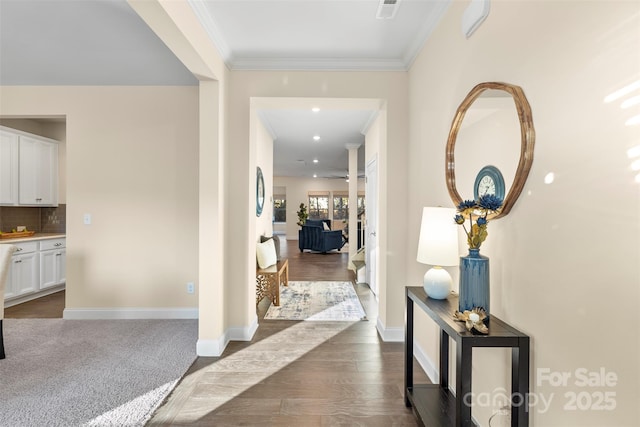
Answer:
[454, 307, 489, 334]
[454, 195, 503, 249]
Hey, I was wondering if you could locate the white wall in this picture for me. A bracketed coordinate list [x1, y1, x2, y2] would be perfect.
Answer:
[407, 1, 640, 425]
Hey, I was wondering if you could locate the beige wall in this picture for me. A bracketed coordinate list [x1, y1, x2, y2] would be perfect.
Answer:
[408, 1, 639, 425]
[0, 86, 199, 312]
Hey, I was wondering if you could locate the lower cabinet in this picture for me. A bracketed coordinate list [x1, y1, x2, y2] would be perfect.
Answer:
[4, 237, 66, 305]
[5, 243, 39, 299]
[40, 239, 66, 289]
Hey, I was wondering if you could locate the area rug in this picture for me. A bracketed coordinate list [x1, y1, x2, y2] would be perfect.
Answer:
[0, 318, 197, 427]
[264, 280, 367, 321]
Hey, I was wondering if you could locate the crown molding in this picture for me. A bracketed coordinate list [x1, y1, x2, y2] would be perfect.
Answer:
[229, 57, 409, 72]
[403, 0, 452, 69]
[187, 0, 232, 64]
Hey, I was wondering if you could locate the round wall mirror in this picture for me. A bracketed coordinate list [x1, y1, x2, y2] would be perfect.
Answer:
[256, 166, 265, 217]
[445, 82, 535, 219]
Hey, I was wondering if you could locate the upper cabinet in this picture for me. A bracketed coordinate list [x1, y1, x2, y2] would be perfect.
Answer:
[0, 129, 20, 204]
[0, 126, 59, 207]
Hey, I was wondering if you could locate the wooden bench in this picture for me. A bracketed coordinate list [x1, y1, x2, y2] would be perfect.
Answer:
[256, 258, 289, 306]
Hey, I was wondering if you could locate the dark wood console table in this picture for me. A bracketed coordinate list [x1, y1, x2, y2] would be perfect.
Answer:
[405, 287, 530, 427]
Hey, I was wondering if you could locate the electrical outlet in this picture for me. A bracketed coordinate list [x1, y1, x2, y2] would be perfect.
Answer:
[187, 282, 195, 294]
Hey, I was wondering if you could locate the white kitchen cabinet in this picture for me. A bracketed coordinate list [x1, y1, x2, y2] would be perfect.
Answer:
[3, 237, 66, 306]
[19, 135, 58, 206]
[4, 241, 39, 299]
[40, 238, 66, 289]
[0, 129, 19, 205]
[0, 125, 59, 206]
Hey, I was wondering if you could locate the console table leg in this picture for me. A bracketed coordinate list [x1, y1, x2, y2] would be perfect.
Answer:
[404, 293, 414, 407]
[440, 329, 449, 390]
[456, 342, 473, 426]
[512, 337, 530, 427]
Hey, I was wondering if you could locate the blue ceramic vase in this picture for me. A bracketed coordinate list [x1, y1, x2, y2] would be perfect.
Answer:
[459, 248, 490, 318]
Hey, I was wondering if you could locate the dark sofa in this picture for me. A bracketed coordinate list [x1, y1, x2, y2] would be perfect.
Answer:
[298, 219, 345, 253]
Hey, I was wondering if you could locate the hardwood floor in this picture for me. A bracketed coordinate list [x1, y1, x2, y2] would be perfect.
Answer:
[4, 239, 429, 425]
[149, 239, 428, 426]
[4, 290, 65, 318]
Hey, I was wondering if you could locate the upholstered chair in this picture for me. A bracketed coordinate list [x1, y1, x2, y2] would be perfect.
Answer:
[298, 220, 345, 253]
[0, 244, 17, 360]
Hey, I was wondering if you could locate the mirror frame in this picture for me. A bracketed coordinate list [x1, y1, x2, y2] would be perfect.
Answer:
[445, 82, 535, 219]
[256, 166, 265, 217]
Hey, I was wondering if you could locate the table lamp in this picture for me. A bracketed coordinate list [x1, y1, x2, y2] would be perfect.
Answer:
[416, 207, 459, 299]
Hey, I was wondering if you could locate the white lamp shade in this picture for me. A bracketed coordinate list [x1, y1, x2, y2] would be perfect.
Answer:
[416, 207, 459, 267]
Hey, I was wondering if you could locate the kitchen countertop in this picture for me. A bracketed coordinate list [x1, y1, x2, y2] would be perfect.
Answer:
[0, 233, 66, 243]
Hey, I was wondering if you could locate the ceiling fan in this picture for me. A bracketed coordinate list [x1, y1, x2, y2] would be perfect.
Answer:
[324, 171, 365, 180]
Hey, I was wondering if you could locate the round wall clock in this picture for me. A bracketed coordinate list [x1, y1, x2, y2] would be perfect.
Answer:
[474, 165, 505, 200]
[256, 166, 265, 217]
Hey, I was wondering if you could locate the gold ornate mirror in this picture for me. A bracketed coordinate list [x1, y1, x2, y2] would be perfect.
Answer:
[445, 82, 535, 219]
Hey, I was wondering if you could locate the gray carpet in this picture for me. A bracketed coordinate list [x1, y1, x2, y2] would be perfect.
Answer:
[0, 318, 197, 427]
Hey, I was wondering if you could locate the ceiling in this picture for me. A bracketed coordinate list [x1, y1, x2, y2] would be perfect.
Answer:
[0, 0, 450, 178]
[259, 107, 375, 179]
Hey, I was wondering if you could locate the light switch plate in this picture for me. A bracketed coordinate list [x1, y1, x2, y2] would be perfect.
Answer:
[83, 214, 91, 225]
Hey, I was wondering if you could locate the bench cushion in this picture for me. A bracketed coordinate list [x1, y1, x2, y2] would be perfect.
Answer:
[256, 238, 277, 269]
[260, 234, 281, 261]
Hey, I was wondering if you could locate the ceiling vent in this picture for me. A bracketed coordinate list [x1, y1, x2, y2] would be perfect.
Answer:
[376, 0, 401, 20]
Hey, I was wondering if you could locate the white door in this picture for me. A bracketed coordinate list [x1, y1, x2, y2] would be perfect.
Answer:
[365, 156, 378, 296]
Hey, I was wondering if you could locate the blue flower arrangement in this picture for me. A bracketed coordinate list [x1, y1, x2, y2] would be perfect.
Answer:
[454, 195, 504, 249]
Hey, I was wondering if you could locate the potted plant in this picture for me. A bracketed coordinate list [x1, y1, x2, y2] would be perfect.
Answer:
[296, 203, 308, 227]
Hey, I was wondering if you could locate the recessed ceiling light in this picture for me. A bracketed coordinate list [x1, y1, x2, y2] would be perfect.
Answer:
[312, 107, 320, 113]
[313, 135, 320, 141]
[313, 159, 319, 163]
[313, 174, 317, 178]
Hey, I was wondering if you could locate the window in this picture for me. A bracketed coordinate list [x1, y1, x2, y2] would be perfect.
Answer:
[308, 193, 329, 219]
[333, 195, 349, 220]
[273, 196, 286, 222]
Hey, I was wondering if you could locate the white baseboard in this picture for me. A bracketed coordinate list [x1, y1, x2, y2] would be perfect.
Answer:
[196, 316, 259, 357]
[196, 336, 226, 357]
[229, 315, 259, 341]
[62, 307, 198, 320]
[413, 341, 458, 401]
[414, 340, 439, 384]
[374, 319, 439, 385]
[375, 317, 404, 342]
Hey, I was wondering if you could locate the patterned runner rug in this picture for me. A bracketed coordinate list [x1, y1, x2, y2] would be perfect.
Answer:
[264, 280, 367, 321]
